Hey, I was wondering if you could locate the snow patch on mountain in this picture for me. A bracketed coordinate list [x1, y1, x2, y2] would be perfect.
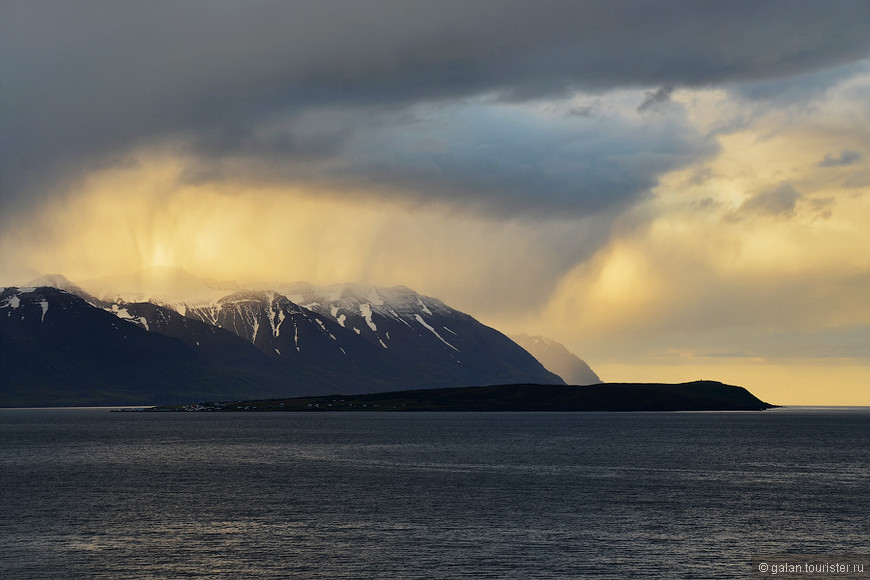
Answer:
[293, 322, 300, 351]
[360, 303, 377, 332]
[108, 305, 151, 331]
[115, 306, 140, 325]
[417, 298, 432, 315]
[315, 318, 337, 340]
[414, 314, 459, 351]
[37, 300, 48, 322]
[272, 282, 449, 319]
[264, 293, 287, 339]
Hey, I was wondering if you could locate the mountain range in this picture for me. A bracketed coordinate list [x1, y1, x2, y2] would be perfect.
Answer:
[1, 269, 600, 406]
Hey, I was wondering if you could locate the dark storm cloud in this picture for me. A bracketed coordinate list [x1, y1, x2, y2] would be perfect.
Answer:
[332, 104, 716, 217]
[732, 61, 869, 103]
[171, 100, 717, 217]
[2, 0, 869, 218]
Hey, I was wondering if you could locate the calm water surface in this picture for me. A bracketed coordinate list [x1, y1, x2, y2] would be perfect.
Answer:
[1, 408, 868, 579]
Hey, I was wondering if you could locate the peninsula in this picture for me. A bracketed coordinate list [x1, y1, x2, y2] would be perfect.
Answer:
[146, 381, 775, 412]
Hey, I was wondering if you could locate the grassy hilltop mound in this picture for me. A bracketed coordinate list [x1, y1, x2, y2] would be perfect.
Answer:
[154, 380, 775, 412]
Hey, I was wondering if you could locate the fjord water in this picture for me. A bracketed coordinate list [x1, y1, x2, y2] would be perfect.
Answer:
[1, 409, 867, 579]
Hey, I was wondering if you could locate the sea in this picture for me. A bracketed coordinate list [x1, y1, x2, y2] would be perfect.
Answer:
[1, 407, 868, 579]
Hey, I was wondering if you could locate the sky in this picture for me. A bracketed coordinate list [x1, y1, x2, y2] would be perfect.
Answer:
[1, 0, 869, 404]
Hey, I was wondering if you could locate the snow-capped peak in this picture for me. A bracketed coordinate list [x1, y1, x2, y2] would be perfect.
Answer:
[276, 282, 451, 334]
[25, 274, 101, 306]
[27, 273, 77, 291]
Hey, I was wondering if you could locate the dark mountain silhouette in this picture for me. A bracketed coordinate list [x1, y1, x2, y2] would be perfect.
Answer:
[1, 281, 562, 406]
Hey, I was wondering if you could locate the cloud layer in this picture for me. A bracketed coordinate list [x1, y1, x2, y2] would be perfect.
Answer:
[3, 0, 869, 216]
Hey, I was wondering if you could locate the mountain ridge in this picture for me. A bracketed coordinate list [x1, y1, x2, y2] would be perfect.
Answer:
[2, 274, 571, 406]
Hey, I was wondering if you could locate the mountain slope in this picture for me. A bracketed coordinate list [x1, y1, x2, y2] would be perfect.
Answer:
[2, 286, 205, 406]
[274, 282, 565, 388]
[4, 274, 564, 406]
[511, 334, 601, 385]
[0, 287, 316, 406]
[173, 290, 387, 392]
[144, 279, 562, 390]
[115, 301, 284, 370]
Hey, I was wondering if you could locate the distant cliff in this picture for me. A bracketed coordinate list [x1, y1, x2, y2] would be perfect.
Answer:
[511, 334, 601, 385]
